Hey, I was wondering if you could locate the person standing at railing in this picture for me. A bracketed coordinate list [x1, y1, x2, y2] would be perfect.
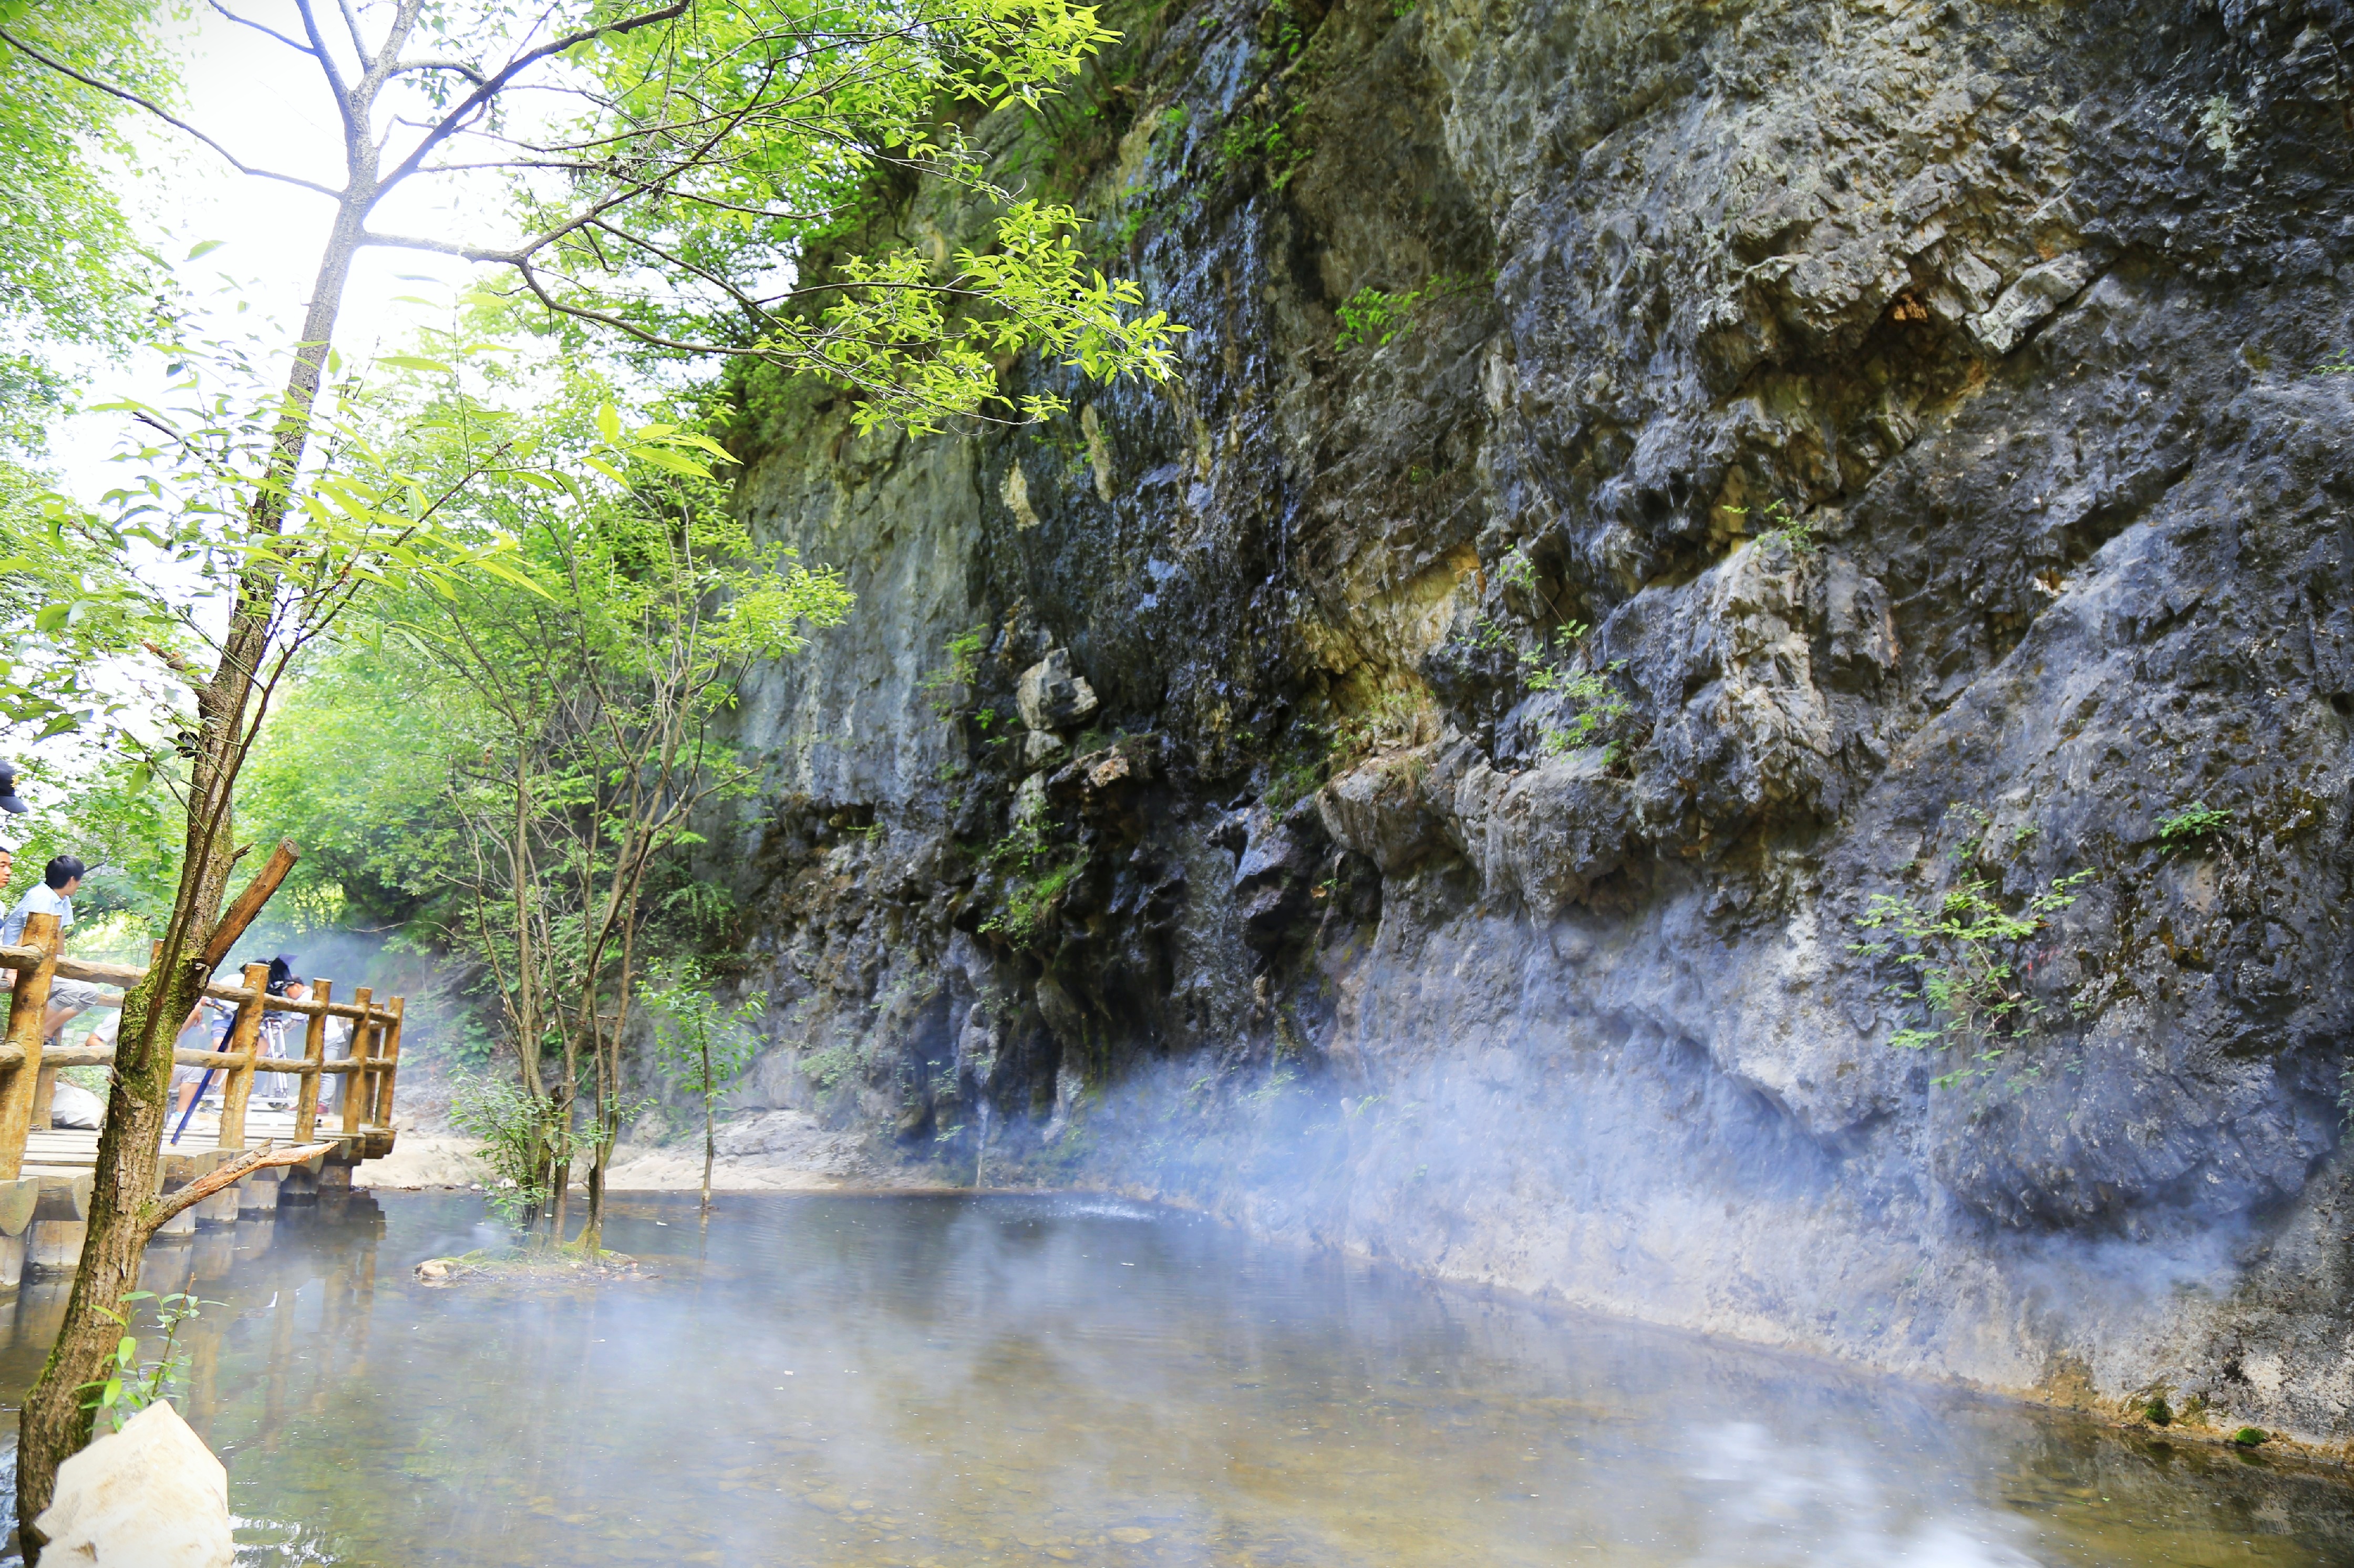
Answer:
[1, 855, 101, 1044]
[256, 955, 307, 1109]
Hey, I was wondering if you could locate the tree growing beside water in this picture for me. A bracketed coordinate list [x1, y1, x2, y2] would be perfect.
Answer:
[357, 380, 847, 1251]
[644, 960, 769, 1210]
[0, 0, 1182, 1551]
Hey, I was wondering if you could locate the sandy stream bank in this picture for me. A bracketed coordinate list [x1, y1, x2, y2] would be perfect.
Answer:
[357, 1108, 925, 1194]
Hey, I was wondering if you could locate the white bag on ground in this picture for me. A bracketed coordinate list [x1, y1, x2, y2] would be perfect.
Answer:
[48, 1081, 104, 1130]
[33, 1399, 235, 1567]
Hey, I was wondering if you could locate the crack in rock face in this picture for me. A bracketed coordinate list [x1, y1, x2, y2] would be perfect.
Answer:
[709, 0, 2354, 1447]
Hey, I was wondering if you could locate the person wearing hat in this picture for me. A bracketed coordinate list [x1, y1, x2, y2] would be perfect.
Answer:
[255, 954, 309, 1109]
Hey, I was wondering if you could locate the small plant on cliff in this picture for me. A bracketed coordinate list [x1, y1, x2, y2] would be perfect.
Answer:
[1518, 624, 1634, 759]
[920, 625, 992, 721]
[978, 790, 1089, 951]
[1729, 497, 1817, 558]
[2156, 800, 2233, 848]
[1334, 273, 1484, 351]
[1216, 104, 1312, 189]
[1850, 812, 2097, 1087]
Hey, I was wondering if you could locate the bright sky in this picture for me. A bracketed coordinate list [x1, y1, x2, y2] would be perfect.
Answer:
[22, 4, 549, 828]
[52, 2, 500, 500]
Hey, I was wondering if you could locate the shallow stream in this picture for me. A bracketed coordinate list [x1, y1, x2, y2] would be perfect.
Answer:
[0, 1191, 2348, 1566]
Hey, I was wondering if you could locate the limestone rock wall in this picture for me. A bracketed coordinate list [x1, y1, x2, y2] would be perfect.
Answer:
[708, 0, 2354, 1447]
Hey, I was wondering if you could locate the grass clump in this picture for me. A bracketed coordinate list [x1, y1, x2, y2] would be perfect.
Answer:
[976, 789, 1089, 952]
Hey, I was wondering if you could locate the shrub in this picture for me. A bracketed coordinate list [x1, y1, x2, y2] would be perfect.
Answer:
[1334, 273, 1483, 351]
[1850, 808, 2097, 1088]
[2156, 801, 2232, 846]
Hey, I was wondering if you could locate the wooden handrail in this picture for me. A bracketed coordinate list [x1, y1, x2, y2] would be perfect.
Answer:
[0, 917, 409, 1163]
[0, 947, 397, 1023]
[0, 1046, 395, 1074]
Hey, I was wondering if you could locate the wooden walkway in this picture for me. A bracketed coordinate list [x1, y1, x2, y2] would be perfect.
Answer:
[0, 913, 405, 1283]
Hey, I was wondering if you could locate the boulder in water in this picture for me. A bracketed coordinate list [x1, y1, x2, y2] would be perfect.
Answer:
[33, 1399, 234, 1567]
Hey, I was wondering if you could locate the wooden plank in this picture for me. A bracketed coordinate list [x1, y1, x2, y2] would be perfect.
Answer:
[216, 961, 270, 1152]
[0, 911, 60, 1182]
[294, 977, 330, 1142]
[339, 988, 373, 1139]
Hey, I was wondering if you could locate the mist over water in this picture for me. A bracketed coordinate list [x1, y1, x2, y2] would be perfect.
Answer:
[0, 1192, 2345, 1566]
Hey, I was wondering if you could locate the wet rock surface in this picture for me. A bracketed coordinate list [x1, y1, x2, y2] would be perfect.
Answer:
[703, 0, 2354, 1446]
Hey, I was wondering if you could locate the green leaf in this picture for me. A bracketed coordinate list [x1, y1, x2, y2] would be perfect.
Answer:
[377, 355, 454, 374]
[185, 239, 225, 261]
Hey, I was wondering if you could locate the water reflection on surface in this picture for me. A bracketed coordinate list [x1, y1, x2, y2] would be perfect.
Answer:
[0, 1191, 2346, 1566]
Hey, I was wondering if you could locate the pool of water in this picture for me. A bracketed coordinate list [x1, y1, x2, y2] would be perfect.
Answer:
[0, 1191, 2347, 1566]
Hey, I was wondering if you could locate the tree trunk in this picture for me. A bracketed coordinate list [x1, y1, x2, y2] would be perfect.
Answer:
[15, 876, 228, 1543]
[701, 1038, 715, 1212]
[15, 186, 373, 1560]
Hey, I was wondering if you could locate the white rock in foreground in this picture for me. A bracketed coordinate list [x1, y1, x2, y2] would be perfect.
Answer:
[34, 1399, 234, 1567]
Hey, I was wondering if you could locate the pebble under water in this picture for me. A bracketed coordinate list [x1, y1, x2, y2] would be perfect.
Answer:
[0, 1190, 2348, 1566]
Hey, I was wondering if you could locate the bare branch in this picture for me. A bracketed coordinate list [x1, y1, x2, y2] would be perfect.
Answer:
[143, 1142, 339, 1234]
[332, 0, 371, 60]
[288, 0, 355, 127]
[376, 2, 690, 195]
[207, 2, 317, 58]
[0, 28, 344, 200]
[392, 57, 489, 85]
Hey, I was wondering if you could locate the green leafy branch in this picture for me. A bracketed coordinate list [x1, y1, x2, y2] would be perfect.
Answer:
[79, 1292, 209, 1433]
[1850, 813, 2097, 1087]
[1334, 273, 1485, 352]
[2156, 800, 2232, 848]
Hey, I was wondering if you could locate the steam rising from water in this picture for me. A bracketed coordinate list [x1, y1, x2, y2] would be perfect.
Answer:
[0, 1192, 2339, 1566]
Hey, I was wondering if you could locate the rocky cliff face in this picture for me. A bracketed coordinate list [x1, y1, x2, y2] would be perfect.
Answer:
[708, 0, 2354, 1447]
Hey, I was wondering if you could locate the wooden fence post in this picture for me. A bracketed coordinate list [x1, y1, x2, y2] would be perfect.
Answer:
[0, 911, 60, 1181]
[372, 997, 404, 1128]
[294, 979, 331, 1143]
[29, 1064, 55, 1133]
[217, 961, 269, 1151]
[340, 987, 374, 1138]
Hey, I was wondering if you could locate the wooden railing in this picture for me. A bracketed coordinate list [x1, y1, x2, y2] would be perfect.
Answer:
[0, 912, 405, 1182]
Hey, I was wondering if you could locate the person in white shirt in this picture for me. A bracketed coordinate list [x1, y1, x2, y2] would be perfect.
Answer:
[2, 857, 98, 1042]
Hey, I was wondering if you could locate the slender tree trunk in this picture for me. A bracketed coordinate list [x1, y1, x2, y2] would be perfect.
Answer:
[700, 1037, 714, 1211]
[16, 185, 376, 1559]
